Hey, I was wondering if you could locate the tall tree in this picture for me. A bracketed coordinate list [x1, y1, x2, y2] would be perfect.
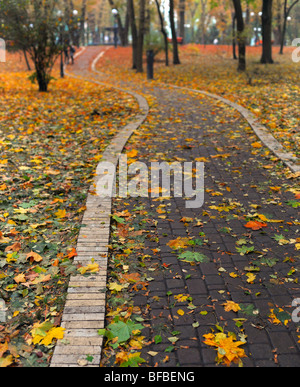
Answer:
[260, 0, 274, 63]
[232, 0, 246, 70]
[169, 0, 180, 64]
[155, 0, 169, 66]
[0, 0, 67, 92]
[128, 0, 138, 69]
[128, 0, 146, 72]
[178, 0, 185, 43]
[136, 0, 146, 72]
[80, 0, 87, 46]
[232, 11, 237, 59]
[280, 0, 299, 53]
[200, 0, 209, 45]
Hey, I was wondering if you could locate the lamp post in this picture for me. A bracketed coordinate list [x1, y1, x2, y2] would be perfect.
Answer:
[57, 10, 65, 78]
[111, 8, 118, 48]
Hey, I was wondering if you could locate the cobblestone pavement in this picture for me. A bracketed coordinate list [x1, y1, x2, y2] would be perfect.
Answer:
[60, 47, 300, 367]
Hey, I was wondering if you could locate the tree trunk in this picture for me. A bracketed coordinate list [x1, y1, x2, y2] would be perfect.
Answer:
[155, 0, 168, 66]
[200, 0, 207, 46]
[280, 3, 288, 54]
[36, 66, 48, 92]
[136, 0, 145, 72]
[279, 0, 299, 54]
[261, 0, 274, 63]
[23, 49, 31, 71]
[232, 12, 237, 60]
[128, 0, 138, 69]
[80, 0, 87, 46]
[179, 0, 185, 43]
[169, 0, 180, 65]
[123, 7, 130, 46]
[232, 0, 246, 71]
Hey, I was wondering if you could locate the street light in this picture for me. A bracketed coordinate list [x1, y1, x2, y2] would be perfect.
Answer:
[57, 10, 65, 78]
[111, 8, 118, 48]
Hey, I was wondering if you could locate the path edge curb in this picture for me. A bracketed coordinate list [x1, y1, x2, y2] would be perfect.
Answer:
[162, 83, 300, 174]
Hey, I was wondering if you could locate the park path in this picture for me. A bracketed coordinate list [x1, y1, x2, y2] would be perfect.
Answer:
[53, 47, 300, 367]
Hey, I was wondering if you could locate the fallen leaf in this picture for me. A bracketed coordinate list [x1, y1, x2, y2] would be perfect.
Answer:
[26, 251, 43, 262]
[244, 221, 267, 230]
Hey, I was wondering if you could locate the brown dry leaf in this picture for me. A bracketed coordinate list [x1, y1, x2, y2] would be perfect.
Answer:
[167, 237, 190, 250]
[14, 273, 26, 284]
[5, 242, 21, 252]
[26, 251, 43, 262]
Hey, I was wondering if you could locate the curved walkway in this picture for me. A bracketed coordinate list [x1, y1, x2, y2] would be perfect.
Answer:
[51, 47, 300, 367]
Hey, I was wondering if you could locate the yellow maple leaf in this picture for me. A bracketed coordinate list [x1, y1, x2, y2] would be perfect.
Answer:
[129, 336, 145, 349]
[55, 209, 66, 219]
[269, 186, 281, 192]
[251, 142, 262, 148]
[40, 327, 65, 346]
[174, 294, 189, 302]
[268, 308, 289, 326]
[108, 282, 125, 292]
[177, 309, 185, 316]
[195, 157, 210, 162]
[30, 321, 65, 347]
[78, 263, 100, 275]
[203, 331, 247, 366]
[257, 214, 269, 222]
[223, 301, 241, 313]
[127, 149, 138, 158]
[246, 273, 256, 283]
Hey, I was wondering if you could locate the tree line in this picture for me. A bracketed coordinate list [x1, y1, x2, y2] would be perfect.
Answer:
[0, 0, 298, 92]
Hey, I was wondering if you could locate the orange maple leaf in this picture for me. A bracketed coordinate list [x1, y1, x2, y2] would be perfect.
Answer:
[244, 221, 267, 230]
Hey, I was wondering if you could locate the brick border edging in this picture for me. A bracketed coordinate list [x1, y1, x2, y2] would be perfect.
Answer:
[50, 49, 149, 367]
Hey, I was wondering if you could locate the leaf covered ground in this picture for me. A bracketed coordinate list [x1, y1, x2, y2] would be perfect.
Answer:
[1, 45, 299, 368]
[0, 54, 138, 367]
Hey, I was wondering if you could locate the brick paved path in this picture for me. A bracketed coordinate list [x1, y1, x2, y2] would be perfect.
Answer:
[54, 47, 300, 367]
[93, 56, 300, 367]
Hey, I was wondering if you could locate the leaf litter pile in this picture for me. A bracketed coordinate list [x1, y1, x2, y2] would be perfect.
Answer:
[98, 51, 300, 367]
[0, 58, 138, 367]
